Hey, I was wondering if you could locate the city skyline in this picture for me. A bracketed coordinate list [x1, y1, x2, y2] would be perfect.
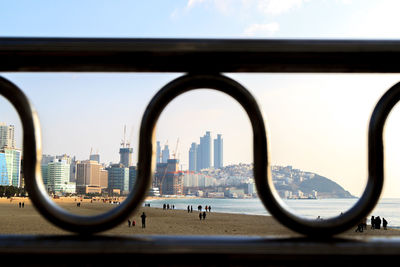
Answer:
[3, 1, 400, 198]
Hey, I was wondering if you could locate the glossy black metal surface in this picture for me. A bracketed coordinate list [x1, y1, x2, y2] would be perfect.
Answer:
[2, 38, 400, 72]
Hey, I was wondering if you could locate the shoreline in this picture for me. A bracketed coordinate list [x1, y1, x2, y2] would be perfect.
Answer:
[0, 199, 397, 237]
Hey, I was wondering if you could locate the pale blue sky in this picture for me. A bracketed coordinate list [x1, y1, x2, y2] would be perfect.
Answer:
[2, 1, 400, 197]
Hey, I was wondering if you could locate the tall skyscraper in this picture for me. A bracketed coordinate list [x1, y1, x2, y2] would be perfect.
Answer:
[156, 141, 161, 164]
[194, 131, 212, 171]
[202, 131, 212, 169]
[0, 123, 15, 149]
[119, 147, 133, 167]
[188, 143, 197, 171]
[213, 134, 223, 169]
[161, 145, 170, 163]
[3, 148, 21, 187]
[0, 153, 8, 185]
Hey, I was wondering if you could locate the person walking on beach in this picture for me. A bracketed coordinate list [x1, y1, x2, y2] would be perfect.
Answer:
[190, 205, 193, 213]
[203, 211, 206, 220]
[205, 205, 208, 212]
[187, 205, 190, 213]
[128, 219, 131, 227]
[375, 216, 381, 229]
[383, 218, 388, 230]
[19, 202, 21, 208]
[163, 203, 166, 210]
[371, 216, 375, 229]
[199, 212, 202, 220]
[141, 212, 147, 228]
[22, 202, 24, 208]
[208, 206, 211, 212]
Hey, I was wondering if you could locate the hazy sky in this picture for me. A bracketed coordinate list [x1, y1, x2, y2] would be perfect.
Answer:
[2, 0, 400, 197]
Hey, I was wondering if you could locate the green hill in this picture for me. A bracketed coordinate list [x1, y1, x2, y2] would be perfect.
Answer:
[298, 175, 355, 198]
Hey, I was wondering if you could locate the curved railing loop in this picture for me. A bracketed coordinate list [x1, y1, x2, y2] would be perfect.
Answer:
[0, 76, 151, 234]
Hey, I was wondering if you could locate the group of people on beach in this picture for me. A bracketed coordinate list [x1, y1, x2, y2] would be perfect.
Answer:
[163, 203, 175, 210]
[18, 202, 24, 208]
[127, 212, 147, 228]
[356, 215, 388, 232]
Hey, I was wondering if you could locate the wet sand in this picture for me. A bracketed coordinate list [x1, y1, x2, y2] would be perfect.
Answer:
[0, 197, 398, 237]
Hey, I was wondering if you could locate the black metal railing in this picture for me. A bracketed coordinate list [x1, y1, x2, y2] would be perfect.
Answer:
[1, 37, 400, 264]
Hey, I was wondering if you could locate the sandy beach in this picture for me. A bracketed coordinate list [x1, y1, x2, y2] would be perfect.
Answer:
[0, 197, 398, 238]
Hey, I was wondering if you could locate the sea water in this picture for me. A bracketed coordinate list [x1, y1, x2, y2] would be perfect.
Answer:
[147, 198, 400, 228]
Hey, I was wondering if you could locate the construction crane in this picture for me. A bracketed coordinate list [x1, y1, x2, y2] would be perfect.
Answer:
[172, 138, 179, 159]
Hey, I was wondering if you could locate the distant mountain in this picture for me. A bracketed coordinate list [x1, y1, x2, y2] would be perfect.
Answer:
[298, 175, 355, 198]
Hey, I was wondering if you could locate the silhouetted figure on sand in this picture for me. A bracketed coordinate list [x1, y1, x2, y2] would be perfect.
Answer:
[371, 216, 375, 229]
[375, 216, 381, 229]
[19, 202, 21, 208]
[22, 202, 24, 208]
[203, 211, 206, 220]
[187, 205, 190, 213]
[190, 205, 193, 213]
[141, 212, 147, 228]
[383, 218, 388, 230]
[199, 212, 202, 220]
[128, 219, 131, 227]
[208, 206, 211, 212]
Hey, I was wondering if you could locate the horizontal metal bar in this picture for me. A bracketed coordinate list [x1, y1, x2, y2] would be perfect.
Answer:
[2, 38, 400, 72]
[0, 235, 400, 266]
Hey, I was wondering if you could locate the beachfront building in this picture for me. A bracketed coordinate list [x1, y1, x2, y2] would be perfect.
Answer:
[129, 166, 136, 192]
[182, 171, 217, 188]
[0, 153, 8, 185]
[0, 123, 15, 149]
[154, 159, 183, 196]
[76, 160, 107, 194]
[107, 164, 129, 194]
[46, 159, 70, 194]
[0, 148, 22, 187]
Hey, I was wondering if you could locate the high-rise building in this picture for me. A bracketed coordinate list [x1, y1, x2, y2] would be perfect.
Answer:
[3, 148, 21, 187]
[203, 131, 212, 169]
[193, 131, 212, 171]
[99, 169, 108, 189]
[76, 160, 107, 194]
[161, 145, 170, 163]
[47, 159, 70, 193]
[160, 159, 183, 196]
[89, 154, 100, 163]
[119, 147, 133, 167]
[107, 164, 129, 194]
[0, 152, 8, 185]
[156, 141, 161, 164]
[213, 134, 223, 169]
[0, 123, 15, 149]
[129, 166, 137, 192]
[188, 143, 197, 171]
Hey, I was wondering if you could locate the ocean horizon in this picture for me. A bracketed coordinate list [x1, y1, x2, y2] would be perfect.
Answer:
[147, 197, 400, 228]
